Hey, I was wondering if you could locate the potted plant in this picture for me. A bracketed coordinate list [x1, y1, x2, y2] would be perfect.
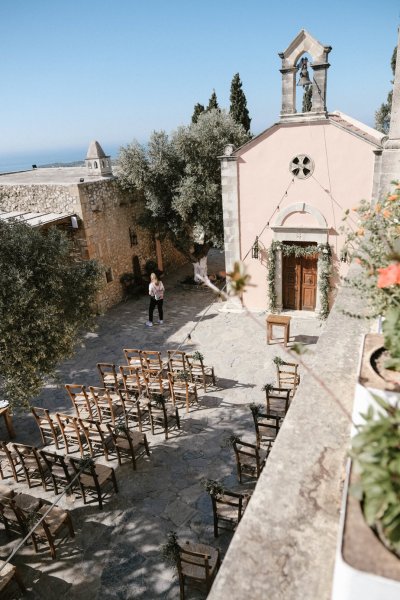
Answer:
[332, 185, 400, 598]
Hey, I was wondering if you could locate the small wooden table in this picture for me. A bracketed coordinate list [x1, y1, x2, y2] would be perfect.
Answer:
[0, 406, 16, 438]
[266, 315, 291, 347]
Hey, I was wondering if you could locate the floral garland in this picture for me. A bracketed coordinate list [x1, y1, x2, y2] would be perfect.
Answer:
[267, 241, 332, 319]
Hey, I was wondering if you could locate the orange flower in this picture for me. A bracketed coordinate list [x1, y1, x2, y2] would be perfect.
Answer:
[375, 203, 382, 213]
[357, 228, 364, 236]
[387, 194, 399, 201]
[377, 263, 400, 288]
[354, 257, 362, 265]
[383, 209, 391, 218]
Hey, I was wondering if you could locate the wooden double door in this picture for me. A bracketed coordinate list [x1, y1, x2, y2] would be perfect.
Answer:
[282, 245, 317, 311]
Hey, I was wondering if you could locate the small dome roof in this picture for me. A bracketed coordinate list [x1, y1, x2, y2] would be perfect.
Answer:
[85, 140, 108, 159]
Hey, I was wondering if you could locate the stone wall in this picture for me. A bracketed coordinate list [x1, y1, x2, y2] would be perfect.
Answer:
[0, 178, 187, 311]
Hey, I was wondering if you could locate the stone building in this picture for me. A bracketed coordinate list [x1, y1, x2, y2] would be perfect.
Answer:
[0, 141, 185, 310]
[221, 30, 386, 313]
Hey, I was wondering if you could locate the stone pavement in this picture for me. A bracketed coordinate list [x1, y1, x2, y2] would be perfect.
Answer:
[0, 250, 325, 599]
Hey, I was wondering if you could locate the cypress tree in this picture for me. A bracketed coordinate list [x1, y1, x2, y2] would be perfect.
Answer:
[375, 46, 397, 133]
[192, 103, 205, 123]
[229, 73, 251, 133]
[207, 90, 219, 111]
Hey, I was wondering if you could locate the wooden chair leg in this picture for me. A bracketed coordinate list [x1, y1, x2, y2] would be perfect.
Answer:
[14, 569, 26, 593]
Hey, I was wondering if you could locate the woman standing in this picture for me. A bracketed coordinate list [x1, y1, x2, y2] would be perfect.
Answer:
[146, 272, 165, 327]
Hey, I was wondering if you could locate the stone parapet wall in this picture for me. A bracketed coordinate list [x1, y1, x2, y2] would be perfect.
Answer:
[0, 183, 81, 216]
[208, 268, 369, 600]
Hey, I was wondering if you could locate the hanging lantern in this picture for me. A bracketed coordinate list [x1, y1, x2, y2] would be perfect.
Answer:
[252, 236, 259, 259]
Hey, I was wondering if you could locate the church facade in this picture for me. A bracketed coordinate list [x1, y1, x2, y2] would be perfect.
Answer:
[221, 30, 387, 313]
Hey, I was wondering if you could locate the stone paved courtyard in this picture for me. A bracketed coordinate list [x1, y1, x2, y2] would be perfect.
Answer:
[0, 250, 325, 599]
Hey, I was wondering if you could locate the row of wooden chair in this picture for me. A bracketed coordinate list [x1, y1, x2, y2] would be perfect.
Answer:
[122, 348, 216, 392]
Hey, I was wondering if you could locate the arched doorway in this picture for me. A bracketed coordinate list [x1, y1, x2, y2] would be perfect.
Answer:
[282, 242, 318, 310]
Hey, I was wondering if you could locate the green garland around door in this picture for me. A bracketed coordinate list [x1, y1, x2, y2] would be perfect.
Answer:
[267, 241, 332, 319]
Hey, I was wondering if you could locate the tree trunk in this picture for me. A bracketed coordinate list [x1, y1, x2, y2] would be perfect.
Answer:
[193, 255, 208, 282]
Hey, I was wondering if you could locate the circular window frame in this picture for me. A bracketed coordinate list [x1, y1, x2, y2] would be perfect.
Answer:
[289, 154, 314, 179]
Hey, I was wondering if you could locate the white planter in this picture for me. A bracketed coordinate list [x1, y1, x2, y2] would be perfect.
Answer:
[332, 334, 400, 600]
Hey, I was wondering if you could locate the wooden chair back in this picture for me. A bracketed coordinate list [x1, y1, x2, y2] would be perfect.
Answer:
[123, 348, 142, 370]
[119, 365, 143, 396]
[0, 442, 21, 482]
[77, 418, 114, 460]
[89, 386, 124, 425]
[65, 384, 96, 420]
[251, 410, 281, 449]
[265, 387, 291, 416]
[97, 363, 121, 389]
[210, 489, 249, 537]
[142, 368, 169, 399]
[30, 406, 61, 448]
[118, 390, 148, 431]
[185, 354, 216, 391]
[56, 413, 86, 456]
[140, 350, 164, 372]
[177, 541, 220, 599]
[148, 398, 180, 440]
[106, 424, 150, 470]
[167, 350, 187, 375]
[12, 443, 50, 490]
[276, 361, 300, 396]
[168, 372, 198, 413]
[69, 456, 118, 510]
[232, 439, 266, 483]
[39, 449, 73, 495]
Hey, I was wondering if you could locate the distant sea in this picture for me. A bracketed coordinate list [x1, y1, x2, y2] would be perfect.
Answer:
[0, 145, 121, 174]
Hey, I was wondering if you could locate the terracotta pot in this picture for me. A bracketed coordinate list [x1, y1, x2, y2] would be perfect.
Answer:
[332, 334, 400, 600]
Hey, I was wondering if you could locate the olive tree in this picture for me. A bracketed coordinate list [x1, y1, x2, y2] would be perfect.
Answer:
[0, 220, 102, 410]
[117, 109, 249, 280]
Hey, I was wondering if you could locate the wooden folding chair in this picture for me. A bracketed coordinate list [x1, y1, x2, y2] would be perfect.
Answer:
[185, 354, 216, 392]
[30, 406, 61, 449]
[118, 390, 149, 432]
[140, 350, 164, 373]
[177, 540, 220, 600]
[168, 372, 198, 413]
[167, 350, 188, 376]
[89, 387, 124, 425]
[69, 456, 118, 510]
[148, 398, 180, 440]
[232, 439, 267, 484]
[40, 450, 74, 495]
[265, 387, 291, 416]
[12, 444, 51, 490]
[107, 424, 150, 470]
[210, 489, 250, 537]
[119, 365, 144, 397]
[78, 418, 114, 461]
[56, 413, 87, 456]
[275, 361, 300, 396]
[97, 363, 122, 390]
[65, 384, 97, 420]
[123, 348, 142, 370]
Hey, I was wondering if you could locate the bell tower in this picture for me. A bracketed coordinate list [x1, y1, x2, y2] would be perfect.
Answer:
[278, 30, 332, 120]
[85, 140, 113, 177]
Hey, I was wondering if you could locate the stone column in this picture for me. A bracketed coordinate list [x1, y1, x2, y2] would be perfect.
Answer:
[279, 67, 297, 115]
[311, 63, 329, 113]
[388, 28, 400, 144]
[275, 249, 283, 312]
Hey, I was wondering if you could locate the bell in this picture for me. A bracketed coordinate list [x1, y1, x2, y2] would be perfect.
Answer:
[297, 58, 312, 87]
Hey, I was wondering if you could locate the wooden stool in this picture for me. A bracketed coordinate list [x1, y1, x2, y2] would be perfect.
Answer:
[266, 315, 291, 347]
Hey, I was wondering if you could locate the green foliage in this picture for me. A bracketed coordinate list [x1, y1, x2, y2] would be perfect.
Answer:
[220, 433, 241, 448]
[272, 356, 286, 366]
[267, 242, 331, 318]
[229, 73, 251, 133]
[341, 186, 400, 371]
[201, 478, 225, 498]
[249, 403, 263, 416]
[191, 102, 205, 123]
[177, 370, 190, 382]
[375, 46, 397, 133]
[351, 396, 400, 554]
[191, 351, 204, 362]
[160, 531, 180, 565]
[0, 221, 102, 410]
[117, 111, 249, 263]
[302, 86, 312, 113]
[261, 383, 274, 393]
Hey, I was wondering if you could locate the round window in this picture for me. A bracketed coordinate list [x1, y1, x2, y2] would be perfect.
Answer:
[289, 154, 314, 179]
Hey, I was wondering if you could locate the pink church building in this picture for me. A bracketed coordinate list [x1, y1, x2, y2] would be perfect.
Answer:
[221, 30, 386, 314]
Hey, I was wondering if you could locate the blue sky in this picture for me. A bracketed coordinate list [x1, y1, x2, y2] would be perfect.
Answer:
[0, 0, 398, 163]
